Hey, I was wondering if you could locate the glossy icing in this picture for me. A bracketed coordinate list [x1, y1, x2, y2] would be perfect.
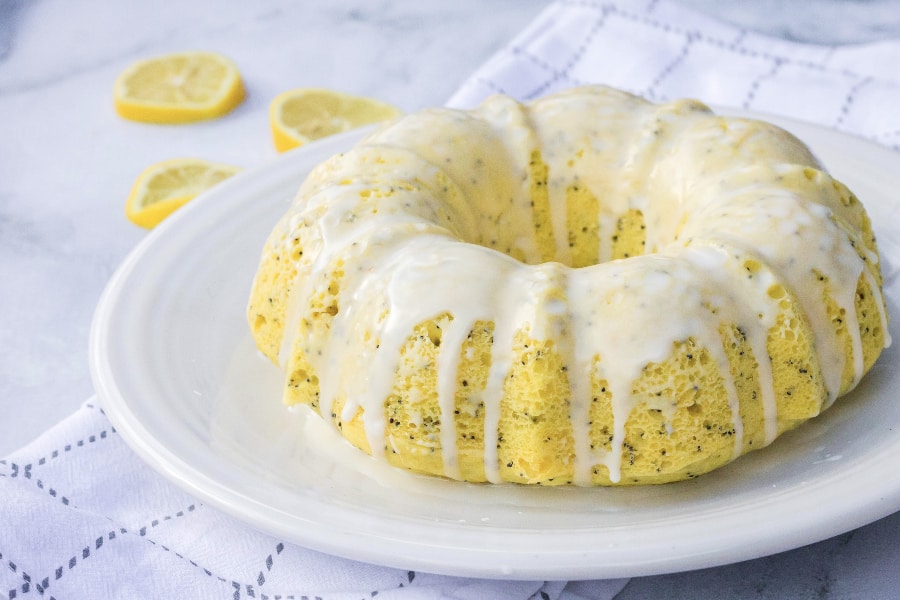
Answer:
[250, 86, 890, 485]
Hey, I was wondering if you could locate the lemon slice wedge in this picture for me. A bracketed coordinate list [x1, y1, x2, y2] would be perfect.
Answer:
[269, 88, 402, 152]
[125, 158, 240, 229]
[114, 52, 245, 124]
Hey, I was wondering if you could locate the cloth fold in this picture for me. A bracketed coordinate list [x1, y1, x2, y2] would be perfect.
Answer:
[5, 0, 900, 598]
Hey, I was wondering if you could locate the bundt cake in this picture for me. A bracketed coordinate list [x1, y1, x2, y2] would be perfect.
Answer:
[247, 85, 890, 486]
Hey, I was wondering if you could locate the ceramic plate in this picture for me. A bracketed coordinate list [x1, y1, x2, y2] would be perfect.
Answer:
[90, 116, 900, 580]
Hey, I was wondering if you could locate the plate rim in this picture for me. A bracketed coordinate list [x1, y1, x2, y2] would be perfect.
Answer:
[90, 113, 900, 580]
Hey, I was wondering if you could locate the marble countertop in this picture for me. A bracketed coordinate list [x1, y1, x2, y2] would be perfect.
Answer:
[3, 0, 900, 597]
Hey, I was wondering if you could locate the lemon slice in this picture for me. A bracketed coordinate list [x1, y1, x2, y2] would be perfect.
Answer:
[269, 88, 402, 152]
[114, 52, 245, 124]
[125, 158, 240, 228]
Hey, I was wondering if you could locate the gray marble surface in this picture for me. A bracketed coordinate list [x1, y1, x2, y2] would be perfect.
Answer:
[2, 1, 900, 597]
[681, 0, 900, 43]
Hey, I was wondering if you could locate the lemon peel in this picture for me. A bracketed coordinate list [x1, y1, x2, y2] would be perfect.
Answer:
[114, 51, 245, 124]
[125, 158, 240, 229]
[269, 88, 402, 152]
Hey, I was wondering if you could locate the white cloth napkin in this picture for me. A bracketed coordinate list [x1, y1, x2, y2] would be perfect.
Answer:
[4, 1, 900, 598]
[448, 0, 900, 151]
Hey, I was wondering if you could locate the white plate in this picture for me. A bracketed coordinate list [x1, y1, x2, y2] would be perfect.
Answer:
[90, 116, 900, 580]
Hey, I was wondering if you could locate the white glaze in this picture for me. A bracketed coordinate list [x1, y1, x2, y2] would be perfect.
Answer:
[267, 86, 890, 484]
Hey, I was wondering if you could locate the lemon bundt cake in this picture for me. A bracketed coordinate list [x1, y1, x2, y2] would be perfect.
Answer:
[247, 85, 890, 486]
